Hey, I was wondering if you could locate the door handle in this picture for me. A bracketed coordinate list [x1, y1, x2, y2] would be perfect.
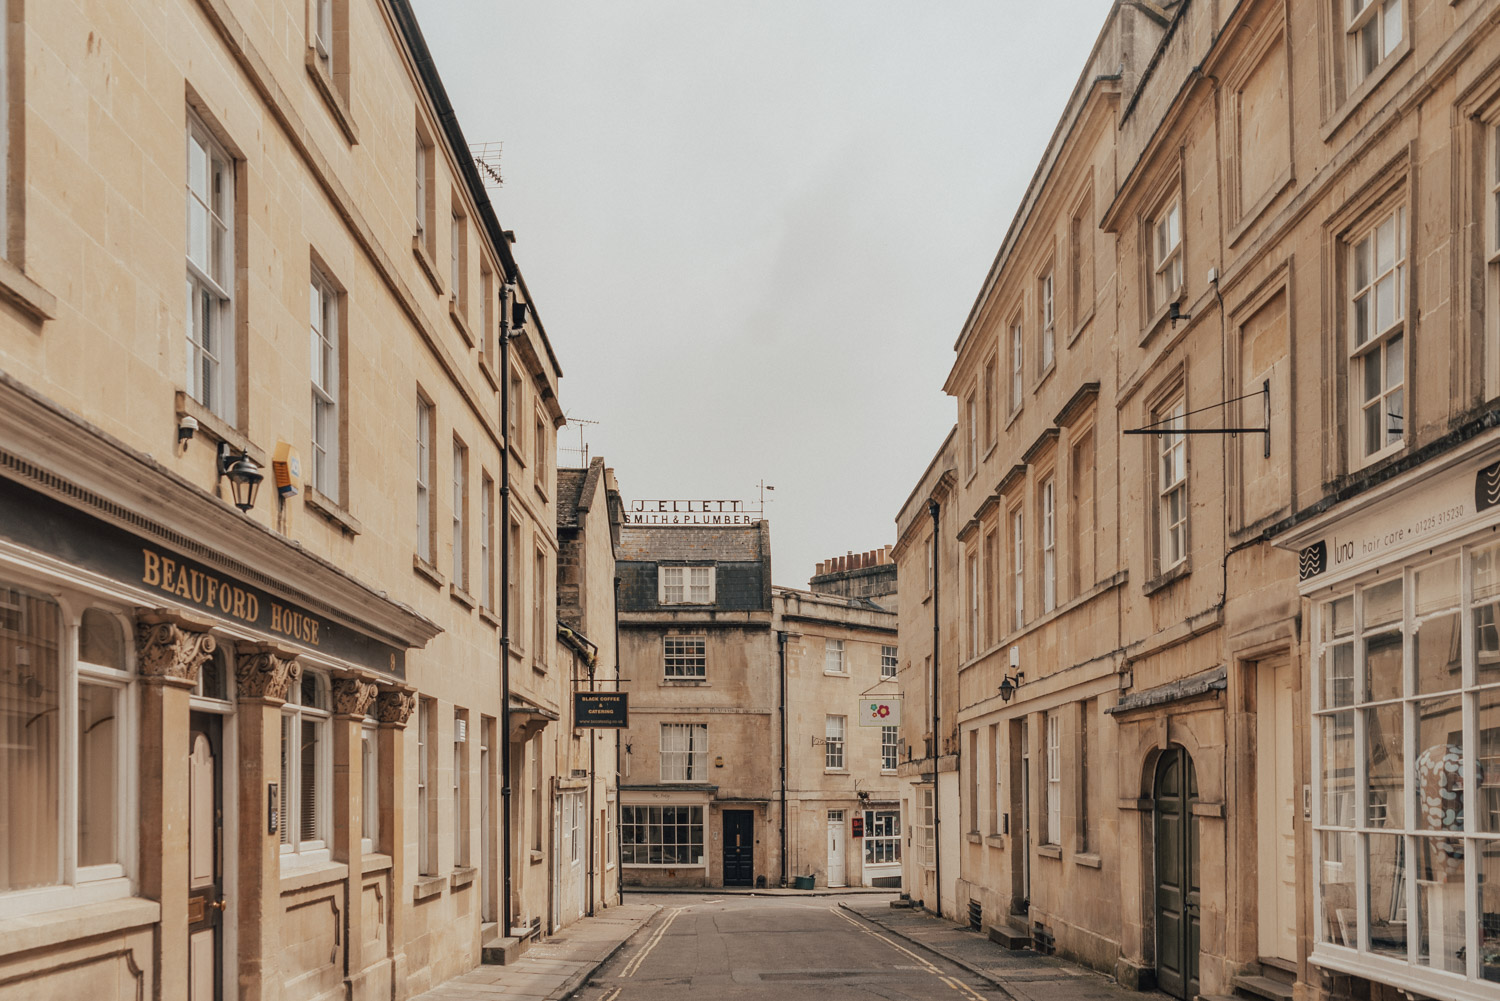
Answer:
[210, 899, 228, 912]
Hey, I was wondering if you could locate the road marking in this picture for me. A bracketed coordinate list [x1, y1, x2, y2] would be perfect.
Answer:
[941, 974, 988, 1001]
[597, 989, 622, 1001]
[620, 906, 685, 978]
[831, 906, 990, 999]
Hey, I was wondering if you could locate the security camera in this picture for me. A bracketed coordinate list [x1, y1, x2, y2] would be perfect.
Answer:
[177, 415, 199, 445]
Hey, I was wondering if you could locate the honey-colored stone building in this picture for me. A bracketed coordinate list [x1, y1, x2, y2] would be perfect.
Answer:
[904, 2, 1500, 1001]
[0, 1, 618, 999]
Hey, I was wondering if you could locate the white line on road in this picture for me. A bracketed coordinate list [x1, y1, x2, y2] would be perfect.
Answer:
[620, 906, 685, 978]
[831, 906, 990, 1000]
[596, 989, 621, 1001]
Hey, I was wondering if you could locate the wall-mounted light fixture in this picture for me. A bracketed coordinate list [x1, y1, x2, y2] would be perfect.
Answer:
[998, 671, 1026, 703]
[218, 442, 264, 513]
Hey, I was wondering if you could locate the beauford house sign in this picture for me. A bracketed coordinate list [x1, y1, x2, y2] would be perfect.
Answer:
[627, 500, 757, 526]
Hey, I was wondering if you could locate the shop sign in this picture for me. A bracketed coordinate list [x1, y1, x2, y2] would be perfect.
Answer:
[859, 697, 901, 726]
[0, 474, 405, 677]
[1283, 452, 1500, 590]
[574, 691, 628, 727]
[627, 500, 756, 526]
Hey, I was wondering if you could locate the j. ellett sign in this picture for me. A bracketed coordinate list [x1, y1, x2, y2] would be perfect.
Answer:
[574, 692, 628, 728]
[628, 500, 756, 526]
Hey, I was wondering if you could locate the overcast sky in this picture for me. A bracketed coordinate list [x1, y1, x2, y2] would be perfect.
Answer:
[412, 0, 1116, 587]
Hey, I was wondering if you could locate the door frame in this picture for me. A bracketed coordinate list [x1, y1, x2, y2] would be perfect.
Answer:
[721, 809, 754, 887]
[188, 707, 237, 1001]
[826, 810, 846, 887]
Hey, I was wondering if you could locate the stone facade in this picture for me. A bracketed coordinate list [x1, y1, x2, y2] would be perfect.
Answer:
[906, 3, 1500, 1001]
[0, 1, 595, 999]
[615, 521, 778, 888]
[775, 559, 901, 889]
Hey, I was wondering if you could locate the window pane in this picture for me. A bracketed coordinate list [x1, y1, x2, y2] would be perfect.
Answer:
[301, 719, 321, 843]
[1480, 846, 1500, 982]
[1324, 711, 1356, 825]
[1473, 542, 1500, 685]
[1364, 631, 1402, 703]
[78, 683, 119, 867]
[1364, 703, 1403, 829]
[1320, 830, 1357, 946]
[1415, 611, 1461, 695]
[0, 586, 61, 890]
[1327, 642, 1355, 709]
[79, 609, 125, 670]
[1366, 579, 1402, 628]
[1414, 834, 1465, 972]
[1480, 687, 1500, 835]
[1415, 696, 1463, 834]
[1366, 832, 1408, 958]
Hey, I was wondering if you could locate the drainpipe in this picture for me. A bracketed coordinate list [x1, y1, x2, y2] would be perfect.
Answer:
[778, 628, 789, 888]
[927, 498, 942, 920]
[500, 282, 515, 936]
[587, 647, 596, 917]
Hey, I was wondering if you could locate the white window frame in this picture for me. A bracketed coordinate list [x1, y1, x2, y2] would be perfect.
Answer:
[1044, 712, 1061, 846]
[1152, 197, 1183, 313]
[1488, 122, 1500, 399]
[919, 786, 935, 869]
[1348, 205, 1407, 465]
[1040, 270, 1055, 371]
[415, 132, 429, 246]
[660, 723, 708, 783]
[1010, 320, 1024, 414]
[186, 112, 236, 421]
[0, 590, 137, 917]
[994, 727, 1005, 835]
[620, 804, 705, 867]
[452, 439, 468, 589]
[453, 710, 468, 866]
[1012, 510, 1025, 629]
[312, 0, 333, 67]
[1042, 477, 1057, 612]
[1346, 0, 1403, 88]
[533, 546, 548, 669]
[281, 670, 332, 865]
[480, 473, 494, 610]
[659, 566, 715, 606]
[966, 392, 978, 474]
[825, 715, 846, 771]
[824, 638, 847, 675]
[863, 808, 901, 865]
[360, 721, 378, 855]
[450, 210, 464, 307]
[416, 396, 433, 563]
[881, 725, 899, 773]
[417, 698, 435, 874]
[925, 537, 934, 594]
[881, 645, 898, 680]
[1157, 398, 1188, 571]
[663, 635, 707, 679]
[310, 271, 339, 502]
[968, 552, 980, 655]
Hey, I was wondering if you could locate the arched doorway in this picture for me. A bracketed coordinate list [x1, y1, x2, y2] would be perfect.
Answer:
[1153, 746, 1199, 1000]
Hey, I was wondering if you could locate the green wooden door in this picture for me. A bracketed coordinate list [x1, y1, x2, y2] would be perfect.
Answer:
[1154, 747, 1200, 1000]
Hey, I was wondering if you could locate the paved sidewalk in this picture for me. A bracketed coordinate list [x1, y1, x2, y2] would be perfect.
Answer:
[839, 901, 1139, 1001]
[629, 885, 892, 897]
[413, 903, 659, 1001]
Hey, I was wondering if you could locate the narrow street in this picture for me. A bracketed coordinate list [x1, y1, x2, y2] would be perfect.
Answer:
[571, 894, 1004, 1001]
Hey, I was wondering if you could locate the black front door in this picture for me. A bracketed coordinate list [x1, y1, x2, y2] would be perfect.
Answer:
[1154, 746, 1200, 1001]
[722, 810, 754, 886]
[188, 713, 224, 1001]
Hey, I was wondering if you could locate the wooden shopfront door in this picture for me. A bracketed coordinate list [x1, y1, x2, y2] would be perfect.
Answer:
[1154, 746, 1200, 1001]
[188, 713, 225, 1001]
[722, 810, 754, 887]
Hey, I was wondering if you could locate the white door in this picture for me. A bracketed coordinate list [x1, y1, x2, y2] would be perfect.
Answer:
[1257, 658, 1298, 961]
[826, 810, 846, 887]
[481, 735, 494, 922]
[572, 793, 585, 918]
[551, 795, 562, 931]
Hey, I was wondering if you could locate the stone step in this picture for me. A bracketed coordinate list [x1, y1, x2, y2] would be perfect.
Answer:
[987, 924, 1031, 950]
[1231, 975, 1295, 1001]
[480, 935, 529, 965]
[888, 898, 915, 909]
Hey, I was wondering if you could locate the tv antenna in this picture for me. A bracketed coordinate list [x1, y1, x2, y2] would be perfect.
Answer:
[755, 479, 775, 516]
[562, 415, 600, 467]
[469, 142, 504, 190]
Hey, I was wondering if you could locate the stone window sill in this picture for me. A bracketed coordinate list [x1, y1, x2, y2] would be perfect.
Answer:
[1320, 43, 1411, 145]
[1074, 852, 1103, 869]
[450, 866, 477, 889]
[413, 236, 444, 296]
[1142, 559, 1190, 597]
[175, 390, 264, 465]
[479, 607, 501, 629]
[1067, 308, 1094, 348]
[412, 874, 446, 901]
[1036, 844, 1062, 860]
[449, 298, 475, 348]
[479, 352, 500, 392]
[662, 678, 708, 686]
[966, 831, 982, 844]
[0, 256, 57, 323]
[529, 849, 544, 865]
[304, 51, 359, 145]
[280, 859, 348, 892]
[413, 555, 445, 589]
[0, 896, 159, 959]
[304, 487, 362, 536]
[362, 853, 393, 874]
[450, 583, 476, 610]
[985, 834, 1005, 849]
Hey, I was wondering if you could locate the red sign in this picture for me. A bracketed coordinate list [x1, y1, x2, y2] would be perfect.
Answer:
[851, 815, 864, 838]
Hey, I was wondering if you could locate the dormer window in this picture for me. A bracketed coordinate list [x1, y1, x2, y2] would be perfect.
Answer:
[660, 566, 715, 605]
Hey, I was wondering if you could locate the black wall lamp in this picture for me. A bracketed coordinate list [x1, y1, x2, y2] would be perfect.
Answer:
[999, 672, 1026, 702]
[217, 442, 264, 513]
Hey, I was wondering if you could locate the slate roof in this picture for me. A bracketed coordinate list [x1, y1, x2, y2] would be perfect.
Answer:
[556, 468, 588, 529]
[617, 524, 765, 562]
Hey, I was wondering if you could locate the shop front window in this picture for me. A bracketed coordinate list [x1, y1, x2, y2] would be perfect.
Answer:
[1312, 540, 1500, 992]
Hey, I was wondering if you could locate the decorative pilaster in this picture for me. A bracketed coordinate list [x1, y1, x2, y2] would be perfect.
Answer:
[235, 644, 301, 703]
[135, 611, 217, 687]
[375, 688, 416, 728]
[331, 676, 379, 718]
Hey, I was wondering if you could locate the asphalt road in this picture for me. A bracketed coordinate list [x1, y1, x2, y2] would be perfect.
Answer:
[570, 893, 1007, 1001]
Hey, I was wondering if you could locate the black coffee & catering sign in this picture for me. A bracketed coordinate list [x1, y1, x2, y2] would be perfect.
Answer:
[573, 692, 628, 728]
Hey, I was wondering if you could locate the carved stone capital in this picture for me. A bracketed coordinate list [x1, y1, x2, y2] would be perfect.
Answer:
[375, 689, 416, 727]
[332, 677, 379, 717]
[235, 645, 301, 703]
[135, 615, 217, 686]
